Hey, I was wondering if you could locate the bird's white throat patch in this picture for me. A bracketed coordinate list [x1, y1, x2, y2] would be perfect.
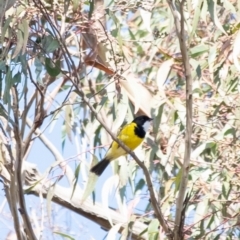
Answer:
[143, 120, 151, 132]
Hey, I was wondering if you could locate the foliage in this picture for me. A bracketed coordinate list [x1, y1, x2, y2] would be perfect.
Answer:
[0, 0, 240, 239]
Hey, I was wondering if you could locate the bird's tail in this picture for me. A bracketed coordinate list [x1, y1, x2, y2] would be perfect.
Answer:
[90, 158, 110, 176]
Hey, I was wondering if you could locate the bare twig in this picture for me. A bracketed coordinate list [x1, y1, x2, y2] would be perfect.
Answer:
[11, 86, 37, 240]
[167, 0, 193, 239]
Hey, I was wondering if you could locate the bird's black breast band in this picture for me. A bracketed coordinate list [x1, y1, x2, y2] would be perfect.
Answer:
[134, 125, 145, 138]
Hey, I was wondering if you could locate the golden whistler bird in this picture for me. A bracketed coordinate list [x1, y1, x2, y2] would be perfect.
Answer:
[90, 115, 153, 176]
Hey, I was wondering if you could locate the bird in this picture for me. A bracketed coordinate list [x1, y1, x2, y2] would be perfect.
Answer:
[90, 115, 153, 176]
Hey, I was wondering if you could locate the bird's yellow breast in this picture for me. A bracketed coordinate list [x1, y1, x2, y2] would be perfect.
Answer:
[105, 122, 144, 161]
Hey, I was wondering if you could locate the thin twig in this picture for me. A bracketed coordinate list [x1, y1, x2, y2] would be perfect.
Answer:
[167, 0, 193, 239]
[11, 86, 37, 240]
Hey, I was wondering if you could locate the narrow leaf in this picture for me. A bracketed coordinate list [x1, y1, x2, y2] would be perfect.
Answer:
[46, 184, 56, 224]
[54, 232, 75, 240]
[148, 219, 159, 240]
[12, 30, 23, 58]
[80, 155, 98, 204]
[156, 59, 174, 90]
[190, 0, 204, 40]
[208, 0, 227, 35]
[45, 58, 61, 77]
[70, 163, 81, 199]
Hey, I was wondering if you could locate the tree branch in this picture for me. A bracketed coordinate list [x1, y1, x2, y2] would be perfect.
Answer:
[11, 86, 37, 240]
[167, 0, 193, 239]
[23, 163, 148, 240]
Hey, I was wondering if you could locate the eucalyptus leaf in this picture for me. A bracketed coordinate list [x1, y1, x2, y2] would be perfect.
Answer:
[45, 57, 61, 77]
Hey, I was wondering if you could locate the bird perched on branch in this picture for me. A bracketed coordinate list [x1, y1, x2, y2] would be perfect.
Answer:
[90, 115, 153, 176]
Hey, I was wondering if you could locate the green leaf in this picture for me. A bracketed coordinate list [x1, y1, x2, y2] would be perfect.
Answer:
[12, 30, 24, 58]
[139, 227, 148, 237]
[3, 70, 12, 105]
[1, 17, 12, 43]
[190, 44, 209, 58]
[208, 0, 227, 35]
[112, 91, 128, 133]
[34, 57, 43, 81]
[24, 177, 44, 194]
[192, 141, 216, 158]
[106, 9, 123, 52]
[70, 163, 81, 199]
[54, 232, 75, 240]
[64, 104, 73, 142]
[88, 0, 94, 19]
[80, 155, 98, 204]
[42, 35, 59, 53]
[0, 61, 6, 71]
[45, 57, 61, 77]
[174, 168, 182, 193]
[134, 178, 145, 194]
[222, 182, 231, 199]
[148, 219, 159, 240]
[153, 103, 165, 133]
[18, 19, 29, 55]
[12, 72, 21, 84]
[190, 0, 204, 40]
[73, 0, 80, 11]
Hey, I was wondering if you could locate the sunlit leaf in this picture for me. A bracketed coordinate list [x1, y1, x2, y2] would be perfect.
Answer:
[208, 0, 227, 35]
[120, 73, 153, 115]
[80, 155, 98, 204]
[140, 9, 152, 33]
[174, 168, 182, 194]
[12, 30, 24, 58]
[107, 223, 122, 240]
[148, 219, 159, 240]
[64, 104, 73, 142]
[190, 44, 209, 58]
[1, 16, 12, 43]
[102, 175, 119, 226]
[156, 59, 174, 90]
[18, 19, 29, 55]
[233, 30, 240, 72]
[46, 184, 56, 224]
[190, 0, 204, 40]
[112, 90, 128, 133]
[118, 157, 128, 188]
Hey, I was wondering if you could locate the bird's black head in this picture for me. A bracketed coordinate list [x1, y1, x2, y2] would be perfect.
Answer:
[132, 115, 153, 135]
[133, 115, 152, 125]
